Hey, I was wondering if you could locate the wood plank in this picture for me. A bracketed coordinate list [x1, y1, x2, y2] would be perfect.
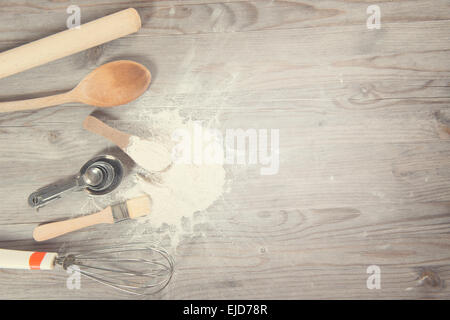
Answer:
[1, 0, 449, 42]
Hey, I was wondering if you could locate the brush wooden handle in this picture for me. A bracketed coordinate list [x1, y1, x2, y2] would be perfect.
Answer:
[0, 249, 57, 270]
[0, 92, 75, 113]
[0, 8, 141, 80]
[83, 115, 131, 149]
[33, 207, 114, 242]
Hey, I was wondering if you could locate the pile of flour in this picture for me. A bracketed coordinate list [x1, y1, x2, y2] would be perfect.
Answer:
[125, 136, 172, 172]
[116, 110, 227, 243]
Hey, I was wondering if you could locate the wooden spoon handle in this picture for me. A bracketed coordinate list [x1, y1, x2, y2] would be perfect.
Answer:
[83, 115, 131, 149]
[33, 207, 114, 242]
[0, 92, 73, 113]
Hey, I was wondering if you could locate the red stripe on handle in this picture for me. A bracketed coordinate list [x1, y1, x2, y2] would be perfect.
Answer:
[29, 252, 46, 270]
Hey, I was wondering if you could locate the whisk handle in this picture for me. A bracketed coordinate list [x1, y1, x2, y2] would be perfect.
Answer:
[33, 207, 114, 242]
[0, 249, 57, 270]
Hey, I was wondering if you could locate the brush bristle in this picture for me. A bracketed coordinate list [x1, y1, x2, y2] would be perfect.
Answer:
[127, 195, 151, 219]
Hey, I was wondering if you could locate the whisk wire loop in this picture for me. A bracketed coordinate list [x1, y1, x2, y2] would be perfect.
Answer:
[56, 243, 174, 295]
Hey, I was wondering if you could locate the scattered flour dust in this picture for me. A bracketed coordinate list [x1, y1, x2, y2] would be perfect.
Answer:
[118, 110, 227, 245]
[128, 163, 225, 228]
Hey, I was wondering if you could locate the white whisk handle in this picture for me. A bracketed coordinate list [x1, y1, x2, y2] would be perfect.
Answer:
[0, 249, 57, 270]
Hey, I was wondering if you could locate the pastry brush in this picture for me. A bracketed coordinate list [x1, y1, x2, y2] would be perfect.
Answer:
[33, 195, 151, 242]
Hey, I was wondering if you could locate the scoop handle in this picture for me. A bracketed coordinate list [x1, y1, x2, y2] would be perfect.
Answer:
[83, 115, 131, 149]
[0, 8, 141, 80]
[0, 249, 57, 270]
[33, 207, 114, 242]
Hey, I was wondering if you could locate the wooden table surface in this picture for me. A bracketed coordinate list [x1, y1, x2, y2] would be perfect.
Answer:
[0, 0, 449, 299]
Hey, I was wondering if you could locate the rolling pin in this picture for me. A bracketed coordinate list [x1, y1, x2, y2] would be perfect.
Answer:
[0, 8, 141, 80]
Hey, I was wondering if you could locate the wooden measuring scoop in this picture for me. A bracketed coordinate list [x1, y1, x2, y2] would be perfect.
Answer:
[83, 115, 172, 172]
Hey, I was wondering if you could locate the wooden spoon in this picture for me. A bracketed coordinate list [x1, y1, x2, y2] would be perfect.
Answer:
[83, 115, 172, 172]
[0, 60, 151, 113]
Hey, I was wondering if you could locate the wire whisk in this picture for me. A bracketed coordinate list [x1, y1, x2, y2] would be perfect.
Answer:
[0, 243, 174, 296]
[56, 243, 174, 295]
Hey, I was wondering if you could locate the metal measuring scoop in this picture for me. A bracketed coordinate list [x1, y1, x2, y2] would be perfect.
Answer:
[28, 155, 123, 208]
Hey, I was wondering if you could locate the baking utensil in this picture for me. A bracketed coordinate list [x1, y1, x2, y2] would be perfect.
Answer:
[83, 115, 172, 172]
[0, 8, 141, 80]
[0, 60, 151, 113]
[0, 243, 174, 295]
[28, 155, 123, 208]
[33, 195, 151, 242]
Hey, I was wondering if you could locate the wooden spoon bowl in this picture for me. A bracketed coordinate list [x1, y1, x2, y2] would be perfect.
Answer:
[74, 60, 151, 107]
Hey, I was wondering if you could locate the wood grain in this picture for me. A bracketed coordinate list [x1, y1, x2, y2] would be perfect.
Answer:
[0, 0, 449, 299]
